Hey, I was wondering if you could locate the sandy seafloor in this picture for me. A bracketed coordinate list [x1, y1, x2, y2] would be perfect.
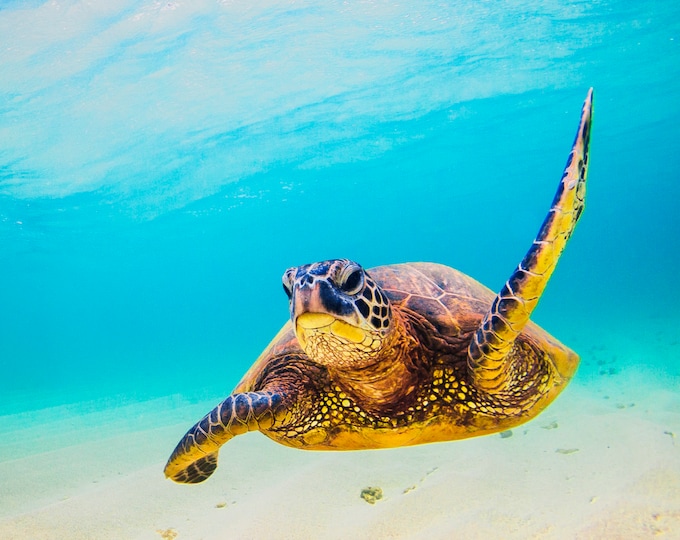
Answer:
[1, 317, 678, 540]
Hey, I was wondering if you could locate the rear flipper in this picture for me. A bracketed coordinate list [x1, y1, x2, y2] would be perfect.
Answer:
[468, 88, 593, 393]
[164, 391, 284, 484]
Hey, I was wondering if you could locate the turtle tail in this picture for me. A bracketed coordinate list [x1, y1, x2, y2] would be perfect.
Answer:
[164, 391, 282, 484]
[467, 88, 593, 394]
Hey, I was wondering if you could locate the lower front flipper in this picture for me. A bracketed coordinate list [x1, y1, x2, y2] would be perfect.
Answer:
[164, 391, 284, 484]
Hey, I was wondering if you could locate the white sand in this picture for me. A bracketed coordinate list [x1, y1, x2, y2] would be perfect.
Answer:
[1, 365, 678, 540]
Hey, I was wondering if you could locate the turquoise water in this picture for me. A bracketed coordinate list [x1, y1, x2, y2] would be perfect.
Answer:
[1, 0, 679, 418]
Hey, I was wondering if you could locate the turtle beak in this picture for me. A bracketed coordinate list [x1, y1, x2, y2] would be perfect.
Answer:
[295, 312, 335, 350]
[295, 312, 368, 352]
[291, 284, 325, 322]
[291, 284, 331, 349]
[297, 312, 336, 329]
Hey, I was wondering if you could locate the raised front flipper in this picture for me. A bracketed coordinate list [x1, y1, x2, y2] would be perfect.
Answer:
[164, 391, 285, 483]
[468, 88, 593, 393]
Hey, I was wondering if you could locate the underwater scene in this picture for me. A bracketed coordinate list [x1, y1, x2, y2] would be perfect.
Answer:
[1, 0, 679, 538]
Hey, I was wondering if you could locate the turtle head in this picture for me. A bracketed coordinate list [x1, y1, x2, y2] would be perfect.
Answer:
[282, 259, 394, 369]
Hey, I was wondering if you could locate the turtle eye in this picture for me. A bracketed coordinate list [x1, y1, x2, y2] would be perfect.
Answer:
[282, 269, 295, 300]
[338, 263, 364, 295]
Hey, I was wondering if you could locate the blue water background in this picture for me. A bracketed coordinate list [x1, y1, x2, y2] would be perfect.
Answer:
[1, 0, 678, 414]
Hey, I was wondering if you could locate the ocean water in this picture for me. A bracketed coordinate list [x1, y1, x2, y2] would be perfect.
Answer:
[0, 0, 679, 536]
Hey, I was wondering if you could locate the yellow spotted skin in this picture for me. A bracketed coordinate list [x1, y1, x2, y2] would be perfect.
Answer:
[164, 89, 593, 484]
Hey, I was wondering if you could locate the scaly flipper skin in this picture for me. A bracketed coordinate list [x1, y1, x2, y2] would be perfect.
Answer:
[164, 391, 285, 483]
[467, 88, 593, 393]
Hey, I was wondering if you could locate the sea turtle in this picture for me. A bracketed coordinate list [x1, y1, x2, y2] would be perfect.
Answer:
[165, 89, 593, 484]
